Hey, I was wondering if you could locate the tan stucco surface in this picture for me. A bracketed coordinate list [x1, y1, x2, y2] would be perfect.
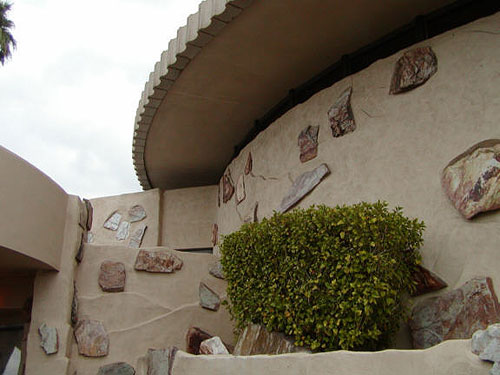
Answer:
[90, 189, 161, 248]
[25, 195, 82, 374]
[173, 339, 490, 375]
[70, 244, 233, 375]
[0, 146, 68, 270]
[217, 12, 500, 346]
[162, 185, 217, 249]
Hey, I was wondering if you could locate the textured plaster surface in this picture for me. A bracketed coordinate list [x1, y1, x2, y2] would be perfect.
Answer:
[90, 189, 161, 248]
[217, 13, 500, 348]
[71, 244, 233, 375]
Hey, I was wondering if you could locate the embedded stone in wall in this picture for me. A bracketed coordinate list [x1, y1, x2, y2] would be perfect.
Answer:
[441, 139, 500, 219]
[104, 211, 122, 231]
[233, 324, 310, 356]
[245, 153, 253, 175]
[411, 265, 448, 296]
[222, 173, 234, 203]
[410, 277, 500, 349]
[38, 323, 58, 355]
[278, 163, 330, 213]
[209, 261, 224, 280]
[472, 324, 500, 374]
[147, 347, 177, 375]
[99, 261, 126, 292]
[97, 362, 135, 375]
[74, 319, 109, 357]
[327, 87, 355, 138]
[71, 282, 79, 327]
[211, 224, 218, 247]
[128, 205, 146, 223]
[236, 175, 246, 204]
[87, 231, 95, 244]
[244, 202, 259, 223]
[298, 125, 319, 163]
[129, 224, 147, 248]
[75, 231, 86, 263]
[83, 198, 93, 230]
[390, 46, 438, 94]
[199, 282, 220, 311]
[186, 327, 213, 354]
[217, 182, 221, 207]
[116, 221, 130, 241]
[134, 249, 183, 273]
[200, 336, 229, 355]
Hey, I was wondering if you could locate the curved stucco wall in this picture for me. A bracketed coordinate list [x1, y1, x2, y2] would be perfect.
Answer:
[216, 11, 500, 342]
[0, 146, 68, 270]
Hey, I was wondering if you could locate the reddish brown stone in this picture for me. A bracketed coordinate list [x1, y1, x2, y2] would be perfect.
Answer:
[211, 224, 218, 247]
[134, 250, 183, 273]
[245, 153, 253, 175]
[298, 125, 319, 163]
[328, 87, 355, 138]
[222, 173, 234, 203]
[99, 261, 126, 292]
[186, 327, 212, 354]
[74, 320, 109, 357]
[410, 277, 500, 349]
[411, 265, 448, 296]
[390, 46, 437, 94]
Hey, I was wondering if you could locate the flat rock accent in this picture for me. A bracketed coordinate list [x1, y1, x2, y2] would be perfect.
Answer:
[472, 324, 500, 375]
[211, 224, 218, 247]
[236, 174, 246, 204]
[83, 198, 93, 230]
[411, 265, 448, 296]
[97, 362, 135, 375]
[71, 282, 78, 327]
[75, 231, 86, 263]
[222, 173, 234, 203]
[245, 153, 252, 175]
[134, 249, 183, 273]
[199, 282, 220, 311]
[147, 347, 177, 375]
[441, 139, 500, 219]
[200, 336, 229, 355]
[244, 202, 259, 223]
[129, 224, 147, 248]
[278, 163, 330, 213]
[38, 323, 58, 355]
[99, 261, 126, 292]
[209, 261, 224, 280]
[233, 324, 310, 356]
[104, 212, 122, 231]
[116, 221, 130, 240]
[328, 87, 355, 138]
[410, 277, 500, 349]
[74, 319, 109, 357]
[298, 125, 319, 163]
[186, 327, 212, 354]
[390, 46, 437, 94]
[128, 205, 147, 222]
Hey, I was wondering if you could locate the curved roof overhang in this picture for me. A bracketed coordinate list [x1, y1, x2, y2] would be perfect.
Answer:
[132, 0, 466, 190]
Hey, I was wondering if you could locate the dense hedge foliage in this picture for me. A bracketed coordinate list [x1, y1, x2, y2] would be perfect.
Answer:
[220, 202, 425, 351]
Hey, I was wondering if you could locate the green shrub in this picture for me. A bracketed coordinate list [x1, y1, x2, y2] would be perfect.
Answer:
[220, 201, 424, 351]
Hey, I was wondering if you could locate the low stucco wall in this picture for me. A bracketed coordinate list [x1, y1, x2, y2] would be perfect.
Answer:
[0, 146, 68, 270]
[162, 185, 217, 250]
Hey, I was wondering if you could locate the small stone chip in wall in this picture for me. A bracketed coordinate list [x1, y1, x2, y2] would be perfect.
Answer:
[222, 172, 234, 203]
[128, 205, 147, 222]
[38, 323, 58, 355]
[327, 87, 355, 138]
[298, 125, 319, 163]
[244, 202, 259, 223]
[97, 362, 135, 375]
[134, 249, 183, 273]
[103, 211, 122, 231]
[129, 224, 147, 248]
[99, 261, 126, 292]
[245, 152, 252, 175]
[199, 282, 220, 311]
[74, 319, 109, 357]
[209, 261, 224, 280]
[390, 46, 437, 94]
[211, 224, 218, 247]
[236, 174, 246, 204]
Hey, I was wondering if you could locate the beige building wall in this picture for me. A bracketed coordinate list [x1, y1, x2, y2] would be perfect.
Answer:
[0, 146, 68, 270]
[216, 11, 500, 340]
[162, 185, 217, 250]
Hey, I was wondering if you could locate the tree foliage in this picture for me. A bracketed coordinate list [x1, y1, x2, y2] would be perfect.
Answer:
[0, 1, 16, 65]
[221, 202, 425, 351]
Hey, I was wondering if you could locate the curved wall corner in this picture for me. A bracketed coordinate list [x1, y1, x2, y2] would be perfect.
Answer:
[0, 146, 68, 270]
[215, 11, 500, 316]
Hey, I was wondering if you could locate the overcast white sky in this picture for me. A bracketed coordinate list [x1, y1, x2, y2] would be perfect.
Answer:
[0, 0, 201, 198]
